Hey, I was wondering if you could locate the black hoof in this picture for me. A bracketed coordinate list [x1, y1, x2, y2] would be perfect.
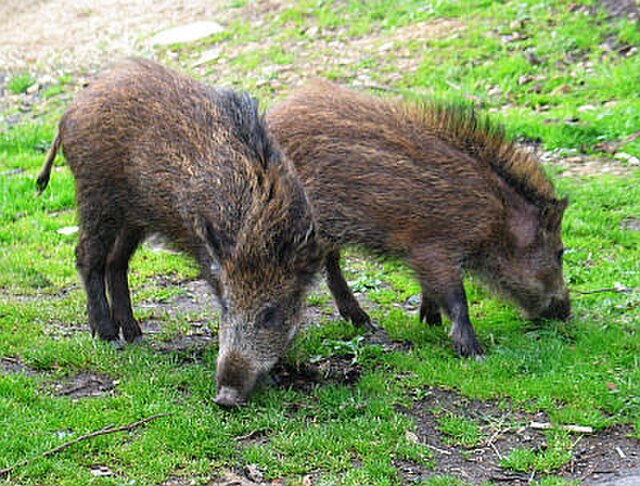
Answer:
[420, 308, 442, 326]
[353, 314, 379, 332]
[452, 337, 484, 358]
[120, 318, 143, 343]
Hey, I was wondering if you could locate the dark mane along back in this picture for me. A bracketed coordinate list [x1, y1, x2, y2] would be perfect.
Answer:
[215, 89, 280, 169]
[401, 100, 558, 207]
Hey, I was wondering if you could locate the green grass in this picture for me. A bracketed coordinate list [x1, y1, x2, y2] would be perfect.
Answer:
[6, 73, 35, 95]
[1, 0, 639, 484]
[500, 430, 575, 474]
[436, 414, 483, 448]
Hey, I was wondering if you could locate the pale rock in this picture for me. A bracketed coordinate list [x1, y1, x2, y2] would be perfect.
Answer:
[57, 225, 79, 235]
[614, 152, 640, 165]
[191, 47, 221, 67]
[577, 104, 597, 112]
[151, 21, 225, 46]
[26, 83, 40, 94]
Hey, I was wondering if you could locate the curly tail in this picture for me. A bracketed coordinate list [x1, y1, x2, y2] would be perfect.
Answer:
[35, 131, 61, 196]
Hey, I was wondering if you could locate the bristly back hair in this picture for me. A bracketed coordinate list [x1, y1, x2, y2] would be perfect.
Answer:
[398, 98, 558, 207]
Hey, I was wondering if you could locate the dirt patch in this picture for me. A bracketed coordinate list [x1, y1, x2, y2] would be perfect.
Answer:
[356, 18, 466, 49]
[1, 356, 39, 375]
[620, 218, 640, 232]
[138, 277, 219, 319]
[396, 387, 640, 485]
[153, 333, 214, 364]
[599, 0, 640, 21]
[50, 371, 117, 398]
[0, 0, 230, 72]
[273, 354, 362, 394]
[545, 153, 639, 178]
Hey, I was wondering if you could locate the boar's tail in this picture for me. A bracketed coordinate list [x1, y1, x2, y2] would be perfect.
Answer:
[35, 131, 61, 197]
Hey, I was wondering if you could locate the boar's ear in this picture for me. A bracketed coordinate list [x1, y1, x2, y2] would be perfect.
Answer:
[291, 223, 323, 285]
[542, 197, 568, 232]
[196, 217, 235, 262]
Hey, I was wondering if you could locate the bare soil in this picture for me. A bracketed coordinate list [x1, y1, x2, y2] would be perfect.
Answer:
[1, 356, 38, 375]
[395, 388, 640, 485]
[50, 371, 117, 399]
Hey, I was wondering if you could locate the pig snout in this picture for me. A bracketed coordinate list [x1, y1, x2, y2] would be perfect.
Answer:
[539, 292, 571, 321]
[214, 386, 244, 408]
[214, 352, 259, 408]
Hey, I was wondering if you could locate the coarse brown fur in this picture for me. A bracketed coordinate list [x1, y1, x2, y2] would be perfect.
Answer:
[267, 79, 570, 357]
[37, 59, 322, 405]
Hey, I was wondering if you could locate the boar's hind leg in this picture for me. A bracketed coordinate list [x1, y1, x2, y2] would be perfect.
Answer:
[106, 227, 144, 343]
[76, 223, 120, 341]
[419, 293, 442, 326]
[325, 249, 376, 331]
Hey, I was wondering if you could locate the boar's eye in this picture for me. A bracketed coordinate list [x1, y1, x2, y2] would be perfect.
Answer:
[257, 306, 284, 329]
[556, 248, 565, 262]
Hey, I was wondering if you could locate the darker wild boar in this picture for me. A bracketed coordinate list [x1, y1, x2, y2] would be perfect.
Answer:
[267, 79, 570, 357]
[37, 59, 322, 406]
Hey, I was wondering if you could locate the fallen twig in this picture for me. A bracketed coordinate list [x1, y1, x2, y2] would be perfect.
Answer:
[234, 430, 263, 442]
[0, 413, 171, 477]
[615, 446, 627, 459]
[530, 421, 593, 434]
[356, 84, 406, 94]
[573, 286, 640, 295]
[423, 442, 452, 455]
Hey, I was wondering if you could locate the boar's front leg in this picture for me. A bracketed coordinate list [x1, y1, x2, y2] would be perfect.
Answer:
[443, 284, 483, 358]
[325, 249, 376, 331]
[412, 249, 483, 357]
[419, 293, 442, 326]
[106, 227, 144, 343]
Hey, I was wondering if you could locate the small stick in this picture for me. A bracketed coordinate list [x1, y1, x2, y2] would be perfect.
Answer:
[615, 446, 627, 459]
[234, 430, 262, 441]
[355, 84, 406, 94]
[573, 287, 640, 295]
[489, 441, 503, 460]
[530, 421, 593, 434]
[0, 413, 171, 477]
[423, 443, 452, 455]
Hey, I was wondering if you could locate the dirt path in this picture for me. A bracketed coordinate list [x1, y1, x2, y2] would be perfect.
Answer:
[0, 0, 227, 72]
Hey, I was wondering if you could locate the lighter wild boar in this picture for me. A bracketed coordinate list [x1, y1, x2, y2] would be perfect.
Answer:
[37, 59, 322, 406]
[267, 79, 570, 357]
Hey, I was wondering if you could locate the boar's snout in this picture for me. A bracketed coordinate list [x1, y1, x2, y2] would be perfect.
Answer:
[214, 386, 244, 408]
[214, 351, 259, 408]
[539, 295, 571, 321]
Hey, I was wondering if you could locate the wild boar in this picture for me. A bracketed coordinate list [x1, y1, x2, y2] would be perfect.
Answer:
[267, 79, 570, 357]
[37, 59, 322, 406]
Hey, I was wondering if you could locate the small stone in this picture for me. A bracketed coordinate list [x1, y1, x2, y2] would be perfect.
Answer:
[518, 74, 534, 85]
[37, 74, 57, 85]
[577, 104, 597, 112]
[151, 21, 225, 46]
[56, 225, 79, 235]
[244, 464, 263, 483]
[304, 25, 319, 38]
[191, 47, 221, 67]
[524, 50, 541, 65]
[487, 85, 501, 96]
[405, 430, 421, 444]
[26, 83, 40, 95]
[551, 84, 570, 96]
[90, 466, 114, 477]
[509, 18, 526, 30]
[614, 152, 640, 165]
